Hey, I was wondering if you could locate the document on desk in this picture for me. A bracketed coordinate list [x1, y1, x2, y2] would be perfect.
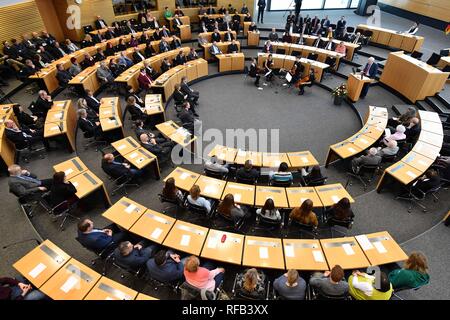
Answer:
[65, 168, 74, 176]
[204, 185, 217, 194]
[284, 245, 295, 258]
[259, 247, 269, 259]
[342, 243, 355, 255]
[150, 228, 163, 240]
[234, 194, 242, 202]
[312, 250, 325, 263]
[60, 275, 79, 293]
[180, 234, 191, 247]
[207, 237, 219, 249]
[331, 195, 340, 203]
[373, 241, 387, 254]
[29, 263, 47, 278]
[356, 235, 374, 250]
[179, 172, 189, 180]
[125, 204, 136, 214]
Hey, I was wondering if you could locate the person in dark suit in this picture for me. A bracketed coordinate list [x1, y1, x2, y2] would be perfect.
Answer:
[160, 58, 171, 73]
[48, 171, 77, 211]
[33, 90, 53, 117]
[405, 117, 421, 140]
[12, 105, 41, 129]
[125, 85, 144, 107]
[132, 47, 146, 64]
[81, 35, 94, 48]
[159, 38, 170, 53]
[146, 249, 185, 283]
[173, 83, 197, 111]
[8, 164, 52, 201]
[102, 153, 143, 181]
[104, 27, 116, 40]
[4, 120, 46, 150]
[177, 102, 199, 134]
[161, 26, 171, 38]
[409, 170, 441, 198]
[257, 0, 266, 23]
[140, 134, 174, 159]
[209, 41, 223, 58]
[84, 89, 101, 112]
[228, 40, 239, 53]
[113, 241, 156, 271]
[170, 36, 182, 50]
[94, 48, 106, 62]
[262, 40, 273, 53]
[144, 43, 155, 58]
[77, 109, 102, 138]
[172, 14, 183, 32]
[249, 58, 262, 88]
[360, 57, 378, 98]
[81, 53, 95, 69]
[180, 76, 199, 104]
[95, 16, 108, 30]
[211, 29, 222, 43]
[55, 63, 72, 87]
[174, 50, 187, 66]
[206, 5, 216, 14]
[126, 96, 147, 121]
[294, 0, 302, 22]
[187, 47, 199, 61]
[336, 16, 347, 38]
[143, 61, 158, 79]
[77, 218, 126, 253]
[236, 160, 260, 183]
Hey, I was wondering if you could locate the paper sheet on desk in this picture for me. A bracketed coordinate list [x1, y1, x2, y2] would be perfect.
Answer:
[60, 275, 79, 293]
[150, 228, 163, 240]
[204, 185, 216, 194]
[312, 250, 325, 262]
[259, 247, 269, 259]
[342, 243, 355, 255]
[125, 204, 136, 214]
[356, 235, 374, 250]
[179, 172, 189, 180]
[207, 237, 219, 249]
[284, 245, 295, 258]
[234, 194, 241, 202]
[180, 234, 191, 246]
[331, 195, 340, 203]
[373, 241, 387, 254]
[29, 263, 47, 278]
[65, 168, 74, 176]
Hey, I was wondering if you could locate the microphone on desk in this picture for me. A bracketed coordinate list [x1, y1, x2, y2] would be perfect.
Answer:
[3, 238, 41, 250]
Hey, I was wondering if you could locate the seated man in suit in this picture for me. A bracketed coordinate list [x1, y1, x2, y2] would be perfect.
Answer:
[178, 102, 201, 134]
[161, 25, 171, 38]
[55, 63, 72, 86]
[96, 61, 115, 84]
[187, 47, 199, 61]
[143, 61, 158, 79]
[93, 48, 106, 62]
[322, 36, 336, 51]
[102, 153, 143, 181]
[137, 68, 153, 91]
[172, 15, 183, 33]
[405, 117, 421, 140]
[236, 160, 259, 183]
[174, 50, 187, 66]
[228, 40, 239, 53]
[77, 109, 103, 138]
[209, 41, 223, 58]
[159, 38, 170, 53]
[160, 57, 171, 73]
[84, 89, 101, 112]
[146, 249, 185, 283]
[113, 241, 157, 271]
[249, 58, 262, 88]
[360, 57, 378, 98]
[351, 147, 382, 174]
[77, 218, 126, 254]
[95, 16, 108, 30]
[125, 85, 144, 107]
[211, 29, 222, 43]
[4, 120, 47, 150]
[171, 35, 182, 50]
[223, 30, 235, 42]
[140, 134, 174, 160]
[173, 83, 196, 110]
[180, 76, 199, 105]
[126, 96, 148, 121]
[407, 169, 441, 198]
[117, 51, 133, 69]
[268, 28, 279, 42]
[132, 47, 146, 64]
[8, 164, 53, 202]
[34, 90, 53, 117]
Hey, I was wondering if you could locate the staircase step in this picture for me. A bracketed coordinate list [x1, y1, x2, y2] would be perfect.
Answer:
[416, 100, 435, 112]
[425, 96, 450, 115]
[392, 104, 417, 115]
[436, 93, 450, 109]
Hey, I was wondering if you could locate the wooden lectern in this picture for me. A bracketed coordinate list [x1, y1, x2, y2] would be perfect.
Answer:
[347, 73, 373, 102]
[248, 31, 260, 47]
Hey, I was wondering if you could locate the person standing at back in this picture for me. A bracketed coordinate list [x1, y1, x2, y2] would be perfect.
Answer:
[257, 0, 266, 24]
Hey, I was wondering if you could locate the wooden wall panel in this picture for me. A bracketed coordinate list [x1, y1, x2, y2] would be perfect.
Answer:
[379, 0, 450, 22]
[34, 0, 65, 42]
[0, 0, 45, 46]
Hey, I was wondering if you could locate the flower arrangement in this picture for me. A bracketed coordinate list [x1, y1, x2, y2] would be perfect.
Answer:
[331, 83, 348, 97]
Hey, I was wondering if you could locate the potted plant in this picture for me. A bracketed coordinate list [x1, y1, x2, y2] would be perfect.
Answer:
[331, 83, 348, 106]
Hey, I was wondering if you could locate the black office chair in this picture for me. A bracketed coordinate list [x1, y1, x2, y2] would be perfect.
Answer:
[303, 176, 328, 187]
[291, 50, 302, 57]
[329, 24, 337, 30]
[426, 52, 441, 66]
[179, 281, 222, 300]
[381, 154, 398, 166]
[395, 184, 441, 213]
[9, 188, 41, 219]
[12, 139, 46, 164]
[346, 26, 355, 33]
[391, 285, 424, 300]
[275, 48, 286, 55]
[204, 167, 228, 180]
[345, 163, 380, 191]
[287, 218, 319, 238]
[109, 172, 140, 196]
[212, 209, 245, 231]
[185, 200, 213, 224]
[252, 212, 284, 237]
[158, 192, 185, 216]
[309, 285, 350, 300]
[355, 28, 365, 35]
[326, 217, 354, 237]
[83, 25, 94, 34]
[236, 175, 258, 185]
[307, 53, 318, 61]
[323, 56, 337, 79]
[410, 51, 423, 60]
[362, 30, 373, 44]
[104, 255, 145, 288]
[39, 192, 79, 231]
[78, 125, 107, 152]
[76, 239, 117, 275]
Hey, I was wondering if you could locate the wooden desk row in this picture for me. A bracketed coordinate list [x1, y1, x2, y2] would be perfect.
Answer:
[257, 53, 330, 82]
[156, 120, 197, 149]
[13, 240, 156, 300]
[164, 166, 354, 208]
[208, 144, 319, 169]
[271, 42, 345, 70]
[288, 34, 358, 61]
[53, 157, 111, 207]
[98, 97, 125, 138]
[43, 100, 77, 153]
[380, 51, 449, 103]
[31, 30, 157, 94]
[0, 105, 18, 169]
[201, 41, 241, 61]
[325, 106, 388, 167]
[376, 110, 443, 192]
[111, 136, 160, 178]
[198, 30, 237, 43]
[151, 58, 208, 101]
[216, 53, 245, 72]
[198, 14, 247, 26]
[101, 196, 407, 270]
[356, 24, 424, 53]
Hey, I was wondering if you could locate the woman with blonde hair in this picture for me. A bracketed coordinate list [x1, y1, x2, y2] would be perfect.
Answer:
[289, 199, 318, 227]
[388, 252, 430, 289]
[183, 256, 225, 292]
[187, 184, 212, 213]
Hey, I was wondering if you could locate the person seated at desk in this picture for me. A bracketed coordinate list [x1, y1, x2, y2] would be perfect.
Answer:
[178, 102, 200, 134]
[223, 30, 235, 42]
[125, 85, 144, 107]
[96, 61, 115, 84]
[325, 26, 334, 39]
[124, 21, 137, 34]
[81, 53, 95, 69]
[148, 17, 160, 30]
[19, 59, 38, 78]
[173, 83, 196, 108]
[161, 177, 184, 203]
[163, 6, 173, 20]
[289, 199, 319, 227]
[160, 57, 171, 73]
[13, 104, 42, 129]
[174, 50, 187, 66]
[0, 276, 47, 300]
[126, 96, 147, 121]
[206, 5, 216, 14]
[143, 61, 158, 79]
[102, 153, 143, 181]
[282, 31, 292, 43]
[349, 270, 393, 300]
[84, 89, 101, 112]
[376, 140, 399, 158]
[144, 43, 155, 58]
[114, 241, 156, 271]
[181, 76, 200, 105]
[116, 38, 127, 52]
[311, 23, 323, 36]
[132, 47, 146, 64]
[81, 34, 94, 48]
[360, 57, 378, 98]
[205, 155, 229, 174]
[118, 51, 133, 69]
[187, 47, 199, 61]
[405, 117, 420, 140]
[388, 252, 430, 290]
[244, 12, 252, 22]
[64, 39, 79, 53]
[268, 28, 279, 42]
[310, 265, 349, 297]
[140, 32, 152, 46]
[263, 53, 275, 81]
[140, 134, 174, 160]
[335, 41, 347, 56]
[262, 40, 273, 53]
[406, 169, 441, 198]
[137, 67, 153, 91]
[227, 40, 239, 54]
[273, 269, 307, 300]
[171, 35, 182, 50]
[172, 14, 183, 32]
[388, 106, 416, 128]
[108, 58, 123, 77]
[325, 197, 354, 222]
[269, 162, 293, 184]
[301, 165, 323, 185]
[382, 125, 406, 146]
[187, 184, 212, 214]
[33, 53, 48, 69]
[68, 57, 82, 76]
[34, 90, 53, 117]
[248, 22, 258, 32]
[241, 3, 249, 14]
[236, 159, 259, 182]
[36, 46, 55, 64]
[184, 255, 225, 292]
[209, 41, 223, 58]
[248, 58, 262, 88]
[77, 109, 103, 139]
[48, 171, 77, 212]
[8, 164, 52, 201]
[351, 147, 382, 173]
[55, 63, 72, 87]
[211, 29, 222, 43]
[4, 119, 47, 150]
[161, 25, 171, 38]
[174, 5, 184, 16]
[77, 98, 98, 121]
[93, 48, 106, 62]
[256, 198, 281, 222]
[217, 194, 250, 222]
[406, 22, 419, 35]
[48, 42, 67, 59]
[77, 218, 126, 253]
[147, 249, 185, 283]
[95, 15, 108, 30]
[234, 268, 267, 299]
[321, 36, 335, 51]
[104, 27, 116, 40]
